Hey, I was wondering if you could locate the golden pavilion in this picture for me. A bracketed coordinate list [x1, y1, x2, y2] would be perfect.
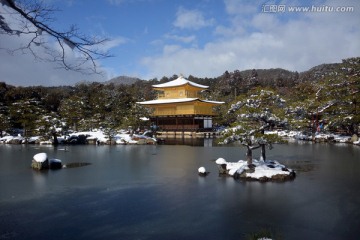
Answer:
[137, 76, 224, 132]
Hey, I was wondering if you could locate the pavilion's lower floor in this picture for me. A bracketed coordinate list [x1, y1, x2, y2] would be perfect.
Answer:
[150, 115, 215, 132]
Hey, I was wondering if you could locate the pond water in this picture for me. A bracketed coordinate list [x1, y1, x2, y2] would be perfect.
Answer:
[0, 141, 359, 240]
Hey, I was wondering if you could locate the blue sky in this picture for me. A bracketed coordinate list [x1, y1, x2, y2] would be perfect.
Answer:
[0, 0, 359, 86]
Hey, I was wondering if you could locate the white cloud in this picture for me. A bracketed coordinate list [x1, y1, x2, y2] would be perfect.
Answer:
[96, 36, 128, 52]
[173, 7, 215, 30]
[141, 0, 360, 79]
[164, 34, 196, 43]
[224, 0, 259, 15]
[162, 45, 182, 55]
[251, 14, 280, 32]
[142, 33, 287, 79]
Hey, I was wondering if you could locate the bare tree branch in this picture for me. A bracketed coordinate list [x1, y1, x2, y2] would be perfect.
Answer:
[0, 0, 111, 73]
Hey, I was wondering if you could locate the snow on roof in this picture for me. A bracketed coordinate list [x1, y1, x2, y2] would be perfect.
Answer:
[137, 98, 224, 105]
[152, 76, 209, 89]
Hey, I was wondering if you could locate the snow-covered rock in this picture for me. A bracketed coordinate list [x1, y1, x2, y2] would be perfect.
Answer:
[1, 135, 25, 144]
[215, 158, 227, 165]
[314, 133, 335, 142]
[294, 133, 312, 141]
[333, 135, 352, 143]
[115, 133, 132, 143]
[215, 158, 295, 181]
[198, 166, 209, 176]
[31, 153, 62, 170]
[0, 136, 14, 143]
[32, 153, 49, 170]
[28, 136, 41, 144]
[57, 136, 66, 144]
[198, 167, 206, 173]
[39, 140, 52, 145]
[33, 153, 48, 163]
[115, 138, 127, 145]
[66, 131, 157, 145]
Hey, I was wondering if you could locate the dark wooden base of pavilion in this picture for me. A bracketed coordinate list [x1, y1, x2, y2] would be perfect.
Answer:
[151, 115, 214, 132]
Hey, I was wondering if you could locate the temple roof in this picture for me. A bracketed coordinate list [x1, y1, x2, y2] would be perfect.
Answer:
[137, 98, 224, 105]
[152, 76, 209, 89]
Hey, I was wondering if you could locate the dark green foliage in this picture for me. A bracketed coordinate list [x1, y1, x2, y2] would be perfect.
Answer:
[0, 81, 152, 136]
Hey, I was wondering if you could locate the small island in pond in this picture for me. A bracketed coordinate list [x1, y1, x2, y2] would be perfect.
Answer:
[216, 158, 296, 182]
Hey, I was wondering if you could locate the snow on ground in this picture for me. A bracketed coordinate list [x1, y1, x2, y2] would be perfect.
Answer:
[1, 128, 358, 146]
[215, 157, 295, 180]
[70, 130, 108, 142]
[0, 136, 15, 143]
[28, 136, 41, 143]
[115, 133, 133, 143]
[69, 130, 155, 144]
[264, 130, 358, 144]
[0, 130, 147, 145]
[0, 135, 25, 143]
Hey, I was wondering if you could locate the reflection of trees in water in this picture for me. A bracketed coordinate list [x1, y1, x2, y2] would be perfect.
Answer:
[160, 137, 209, 146]
[284, 160, 318, 173]
[63, 162, 91, 168]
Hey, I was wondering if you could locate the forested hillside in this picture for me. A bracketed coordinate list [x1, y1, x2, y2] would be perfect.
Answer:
[0, 57, 359, 138]
[212, 57, 359, 135]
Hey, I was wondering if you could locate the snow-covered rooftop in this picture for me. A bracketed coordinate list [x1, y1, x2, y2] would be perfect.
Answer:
[137, 98, 224, 105]
[152, 76, 209, 89]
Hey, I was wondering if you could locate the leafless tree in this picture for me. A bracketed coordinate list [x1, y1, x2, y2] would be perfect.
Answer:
[0, 0, 111, 73]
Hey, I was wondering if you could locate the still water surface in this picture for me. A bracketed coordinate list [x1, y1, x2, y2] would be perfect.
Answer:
[0, 141, 359, 240]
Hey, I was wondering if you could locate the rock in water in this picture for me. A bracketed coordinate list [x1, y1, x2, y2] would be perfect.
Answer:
[33, 153, 48, 162]
[198, 167, 206, 173]
[215, 158, 226, 164]
[49, 159, 62, 169]
[31, 153, 49, 170]
[198, 166, 208, 176]
[215, 158, 228, 174]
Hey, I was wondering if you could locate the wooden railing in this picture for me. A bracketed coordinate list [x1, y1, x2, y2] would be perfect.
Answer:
[160, 124, 200, 130]
[152, 110, 214, 116]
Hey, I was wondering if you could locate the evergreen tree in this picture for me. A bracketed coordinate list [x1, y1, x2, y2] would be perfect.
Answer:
[221, 88, 286, 164]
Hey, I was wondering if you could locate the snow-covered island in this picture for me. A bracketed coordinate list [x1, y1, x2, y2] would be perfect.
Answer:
[215, 157, 296, 182]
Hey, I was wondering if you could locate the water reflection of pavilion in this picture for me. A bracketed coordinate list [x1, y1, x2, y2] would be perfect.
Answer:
[159, 137, 214, 147]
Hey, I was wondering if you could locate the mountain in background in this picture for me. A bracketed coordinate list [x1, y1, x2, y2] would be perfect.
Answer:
[105, 76, 141, 85]
[74, 76, 141, 86]
[75, 59, 354, 88]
